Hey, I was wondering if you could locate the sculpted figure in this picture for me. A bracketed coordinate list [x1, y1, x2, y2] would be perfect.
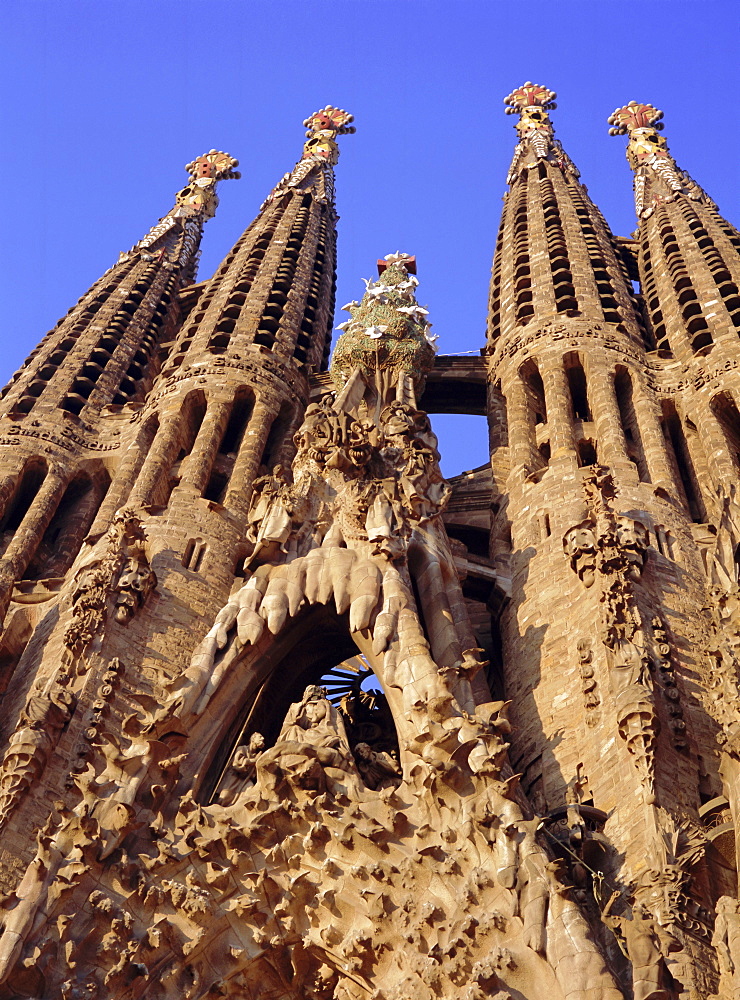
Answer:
[609, 638, 651, 697]
[114, 549, 157, 624]
[295, 397, 344, 466]
[380, 401, 416, 444]
[353, 742, 401, 790]
[615, 515, 650, 580]
[279, 685, 348, 752]
[217, 732, 265, 805]
[246, 467, 286, 543]
[65, 508, 156, 649]
[256, 686, 359, 796]
[601, 891, 678, 1000]
[563, 521, 597, 587]
[712, 896, 740, 994]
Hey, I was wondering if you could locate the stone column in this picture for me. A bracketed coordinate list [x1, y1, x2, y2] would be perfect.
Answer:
[224, 399, 274, 520]
[504, 375, 533, 476]
[630, 382, 674, 487]
[542, 360, 577, 466]
[588, 366, 630, 471]
[90, 418, 159, 534]
[128, 412, 182, 508]
[179, 399, 233, 496]
[0, 469, 67, 618]
[699, 398, 740, 489]
[0, 464, 25, 528]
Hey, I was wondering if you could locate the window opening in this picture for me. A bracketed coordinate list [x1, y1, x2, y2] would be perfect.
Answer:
[614, 368, 649, 482]
[661, 400, 706, 523]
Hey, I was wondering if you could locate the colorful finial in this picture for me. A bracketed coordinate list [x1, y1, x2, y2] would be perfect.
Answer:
[301, 106, 355, 164]
[176, 150, 240, 220]
[184, 150, 241, 181]
[607, 102, 707, 218]
[303, 106, 355, 136]
[504, 82, 557, 115]
[504, 83, 565, 179]
[607, 101, 664, 136]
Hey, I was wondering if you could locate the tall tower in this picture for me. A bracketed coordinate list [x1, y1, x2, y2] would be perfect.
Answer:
[487, 83, 725, 997]
[0, 150, 239, 619]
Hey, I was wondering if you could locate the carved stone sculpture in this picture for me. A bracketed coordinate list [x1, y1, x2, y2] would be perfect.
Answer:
[601, 891, 680, 1000]
[563, 521, 598, 587]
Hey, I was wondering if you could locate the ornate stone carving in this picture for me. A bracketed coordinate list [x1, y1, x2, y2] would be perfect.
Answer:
[216, 732, 265, 805]
[568, 469, 659, 801]
[651, 616, 688, 751]
[564, 521, 598, 587]
[0, 681, 76, 834]
[63, 508, 156, 658]
[577, 638, 601, 725]
[601, 890, 681, 1000]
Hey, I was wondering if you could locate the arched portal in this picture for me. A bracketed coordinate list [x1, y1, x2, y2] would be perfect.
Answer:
[196, 604, 401, 805]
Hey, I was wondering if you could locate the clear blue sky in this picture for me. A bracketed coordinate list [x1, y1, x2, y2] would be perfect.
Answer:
[2, 0, 738, 476]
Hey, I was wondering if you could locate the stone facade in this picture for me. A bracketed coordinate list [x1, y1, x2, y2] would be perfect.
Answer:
[0, 89, 737, 998]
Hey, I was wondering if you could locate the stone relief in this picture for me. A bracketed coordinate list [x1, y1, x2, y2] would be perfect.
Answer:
[565, 469, 659, 802]
[63, 507, 156, 659]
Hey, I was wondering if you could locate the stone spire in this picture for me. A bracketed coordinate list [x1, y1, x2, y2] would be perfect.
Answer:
[118, 149, 241, 274]
[503, 82, 577, 183]
[161, 106, 354, 378]
[263, 104, 355, 209]
[610, 101, 740, 357]
[0, 151, 239, 419]
[489, 83, 647, 348]
[93, 107, 355, 555]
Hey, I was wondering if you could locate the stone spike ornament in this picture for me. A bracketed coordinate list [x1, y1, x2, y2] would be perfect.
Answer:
[608, 100, 710, 218]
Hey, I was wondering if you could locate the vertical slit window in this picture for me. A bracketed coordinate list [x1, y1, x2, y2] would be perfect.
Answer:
[614, 368, 649, 483]
[564, 353, 591, 421]
[662, 400, 706, 523]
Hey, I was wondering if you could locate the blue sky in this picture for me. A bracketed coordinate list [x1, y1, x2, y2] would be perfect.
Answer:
[2, 0, 738, 476]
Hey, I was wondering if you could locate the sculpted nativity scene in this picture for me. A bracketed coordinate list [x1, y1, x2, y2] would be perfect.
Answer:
[1, 85, 740, 999]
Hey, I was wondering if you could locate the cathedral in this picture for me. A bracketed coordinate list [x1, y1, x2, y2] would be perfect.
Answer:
[0, 82, 739, 999]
